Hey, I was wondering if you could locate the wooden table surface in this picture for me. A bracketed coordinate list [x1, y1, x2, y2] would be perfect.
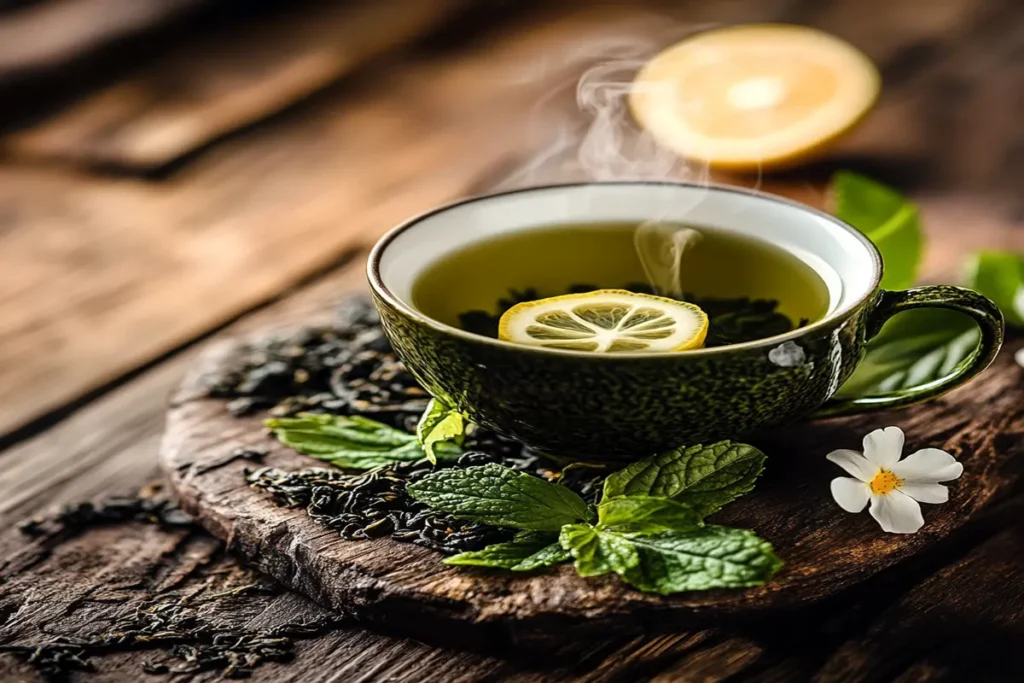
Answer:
[1, 1, 1022, 681]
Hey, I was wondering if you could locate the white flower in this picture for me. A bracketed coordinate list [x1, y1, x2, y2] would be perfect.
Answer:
[826, 427, 963, 534]
[1016, 346, 1024, 370]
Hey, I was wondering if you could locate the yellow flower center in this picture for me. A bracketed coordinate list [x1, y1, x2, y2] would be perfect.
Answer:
[869, 469, 903, 495]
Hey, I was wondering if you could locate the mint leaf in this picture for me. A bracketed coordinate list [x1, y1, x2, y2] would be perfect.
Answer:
[966, 251, 1024, 328]
[445, 531, 568, 571]
[622, 527, 782, 594]
[406, 464, 592, 531]
[265, 413, 459, 469]
[835, 308, 979, 397]
[597, 496, 702, 533]
[417, 398, 466, 465]
[559, 525, 781, 593]
[559, 524, 639, 578]
[832, 171, 923, 291]
[602, 442, 766, 516]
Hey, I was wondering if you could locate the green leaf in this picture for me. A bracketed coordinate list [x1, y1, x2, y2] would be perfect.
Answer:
[444, 531, 569, 571]
[602, 441, 766, 516]
[597, 496, 703, 533]
[965, 250, 1024, 328]
[559, 524, 639, 578]
[265, 413, 459, 469]
[559, 525, 781, 593]
[832, 171, 923, 291]
[621, 526, 783, 594]
[417, 398, 467, 465]
[835, 308, 979, 397]
[406, 464, 592, 531]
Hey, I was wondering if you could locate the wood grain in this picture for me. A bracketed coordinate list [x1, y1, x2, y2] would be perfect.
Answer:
[1, 0, 1023, 679]
[0, 5, 599, 439]
[4, 0, 466, 170]
[0, 0, 204, 84]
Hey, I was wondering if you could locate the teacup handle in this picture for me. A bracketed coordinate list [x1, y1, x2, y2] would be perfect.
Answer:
[814, 285, 1004, 418]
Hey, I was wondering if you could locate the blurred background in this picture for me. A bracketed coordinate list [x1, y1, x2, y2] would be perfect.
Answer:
[1, 0, 1022, 445]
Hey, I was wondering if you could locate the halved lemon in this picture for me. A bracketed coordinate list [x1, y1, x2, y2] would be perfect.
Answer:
[498, 289, 708, 353]
[630, 24, 880, 171]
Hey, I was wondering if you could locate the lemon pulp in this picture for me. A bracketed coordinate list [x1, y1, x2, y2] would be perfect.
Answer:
[498, 289, 708, 353]
[630, 24, 880, 170]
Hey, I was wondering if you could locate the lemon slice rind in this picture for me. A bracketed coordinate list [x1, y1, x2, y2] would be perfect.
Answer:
[497, 289, 708, 354]
[630, 24, 880, 170]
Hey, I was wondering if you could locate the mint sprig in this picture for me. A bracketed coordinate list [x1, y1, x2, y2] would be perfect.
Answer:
[411, 442, 780, 595]
[596, 496, 702, 533]
[602, 441, 766, 516]
[416, 398, 467, 465]
[443, 531, 569, 571]
[406, 463, 593, 531]
[264, 413, 460, 469]
[559, 524, 639, 578]
[616, 527, 782, 594]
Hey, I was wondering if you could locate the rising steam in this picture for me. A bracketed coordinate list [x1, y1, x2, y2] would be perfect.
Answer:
[496, 26, 714, 189]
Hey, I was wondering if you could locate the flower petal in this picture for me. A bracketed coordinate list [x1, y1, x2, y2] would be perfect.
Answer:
[826, 449, 877, 482]
[868, 490, 924, 534]
[831, 477, 870, 512]
[891, 448, 963, 482]
[1015, 346, 1024, 369]
[862, 426, 904, 468]
[898, 481, 949, 504]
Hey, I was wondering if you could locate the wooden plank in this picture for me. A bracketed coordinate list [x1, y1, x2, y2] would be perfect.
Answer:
[0, 258, 367, 528]
[0, 0, 204, 84]
[813, 523, 1024, 682]
[0, 4, 617, 439]
[3, 0, 467, 170]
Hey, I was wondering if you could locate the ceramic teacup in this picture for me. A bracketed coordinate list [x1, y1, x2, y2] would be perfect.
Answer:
[368, 182, 1003, 461]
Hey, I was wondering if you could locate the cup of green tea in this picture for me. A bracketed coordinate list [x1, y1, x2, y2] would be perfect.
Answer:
[368, 182, 1003, 461]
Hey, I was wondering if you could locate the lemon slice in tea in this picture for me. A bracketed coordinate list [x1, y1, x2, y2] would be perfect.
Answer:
[630, 24, 880, 170]
[498, 289, 708, 353]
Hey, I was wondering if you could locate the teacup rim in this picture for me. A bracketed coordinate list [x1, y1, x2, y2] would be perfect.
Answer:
[367, 181, 882, 358]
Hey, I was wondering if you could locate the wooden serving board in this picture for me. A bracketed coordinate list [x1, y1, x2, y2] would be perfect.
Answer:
[160, 305, 1024, 646]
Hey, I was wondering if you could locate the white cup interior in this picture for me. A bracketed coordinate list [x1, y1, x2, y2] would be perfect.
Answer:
[373, 182, 879, 337]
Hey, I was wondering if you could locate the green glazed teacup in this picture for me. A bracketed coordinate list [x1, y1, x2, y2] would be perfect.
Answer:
[368, 182, 1003, 461]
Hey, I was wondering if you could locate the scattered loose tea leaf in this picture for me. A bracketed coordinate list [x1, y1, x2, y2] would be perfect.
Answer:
[602, 441, 766, 516]
[208, 300, 428, 425]
[0, 598, 342, 680]
[17, 488, 194, 540]
[246, 462, 511, 553]
[416, 398, 467, 465]
[596, 495, 703, 533]
[832, 171, 923, 291]
[444, 530, 568, 570]
[407, 464, 593, 531]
